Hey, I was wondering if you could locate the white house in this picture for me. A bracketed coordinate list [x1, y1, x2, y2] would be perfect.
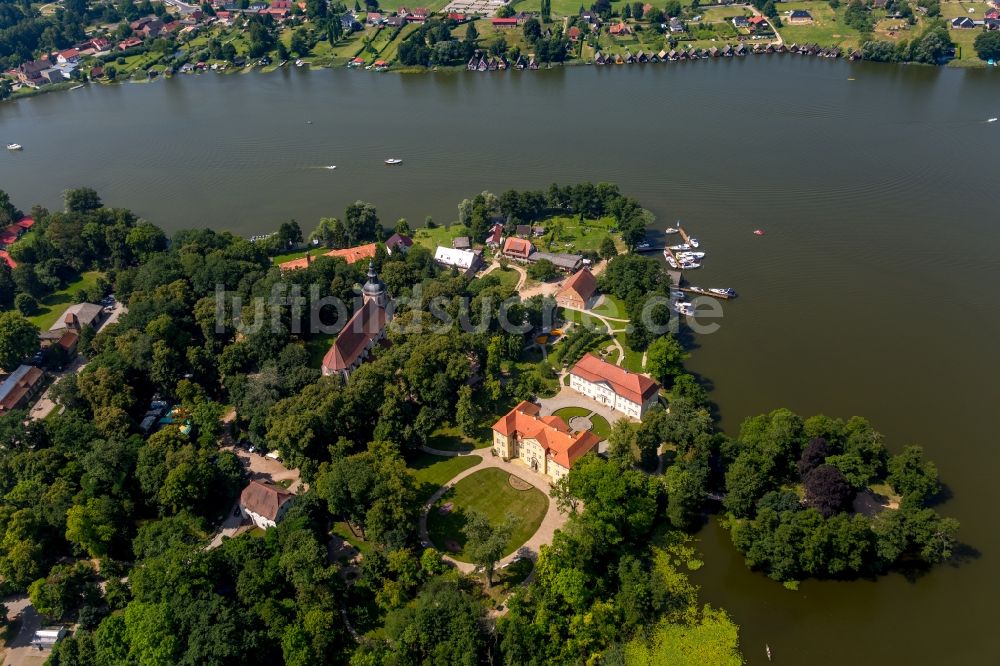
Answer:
[239, 479, 295, 529]
[568, 353, 660, 420]
[434, 246, 482, 276]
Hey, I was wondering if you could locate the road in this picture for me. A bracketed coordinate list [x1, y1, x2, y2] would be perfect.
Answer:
[2, 596, 46, 666]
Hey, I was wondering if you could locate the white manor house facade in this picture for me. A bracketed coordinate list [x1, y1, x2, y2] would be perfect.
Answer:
[568, 353, 660, 420]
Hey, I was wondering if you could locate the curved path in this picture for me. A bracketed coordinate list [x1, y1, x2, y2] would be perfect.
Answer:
[417, 445, 567, 575]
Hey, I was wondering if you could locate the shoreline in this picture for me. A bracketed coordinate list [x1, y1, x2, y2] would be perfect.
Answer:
[4, 43, 995, 106]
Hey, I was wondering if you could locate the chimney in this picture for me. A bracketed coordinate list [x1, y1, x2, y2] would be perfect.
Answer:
[65, 312, 79, 330]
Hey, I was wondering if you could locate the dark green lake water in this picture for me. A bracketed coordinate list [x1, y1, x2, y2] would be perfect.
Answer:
[3, 58, 999, 664]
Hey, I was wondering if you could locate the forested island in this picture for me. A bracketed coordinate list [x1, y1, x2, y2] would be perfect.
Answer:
[0, 185, 960, 665]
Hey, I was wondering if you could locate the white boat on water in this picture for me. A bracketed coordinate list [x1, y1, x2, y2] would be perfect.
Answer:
[295, 59, 304, 67]
[674, 301, 694, 316]
[6, 143, 22, 151]
[688, 237, 700, 248]
[664, 252, 678, 269]
[680, 261, 701, 269]
[669, 243, 691, 251]
[709, 287, 736, 297]
[323, 165, 336, 170]
[676, 251, 705, 260]
[665, 227, 679, 234]
[384, 158, 403, 165]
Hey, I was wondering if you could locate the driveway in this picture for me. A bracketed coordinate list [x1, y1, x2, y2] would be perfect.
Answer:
[538, 386, 631, 426]
[225, 447, 305, 493]
[2, 596, 46, 666]
[416, 447, 568, 575]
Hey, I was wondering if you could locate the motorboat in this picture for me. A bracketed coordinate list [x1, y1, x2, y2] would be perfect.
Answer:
[323, 165, 336, 170]
[680, 261, 701, 269]
[688, 236, 700, 248]
[669, 243, 691, 251]
[663, 252, 678, 268]
[709, 288, 736, 297]
[665, 227, 679, 234]
[295, 59, 304, 67]
[384, 158, 403, 165]
[753, 229, 765, 236]
[674, 301, 694, 316]
[988, 118, 998, 123]
[676, 251, 705, 260]
[6, 143, 22, 151]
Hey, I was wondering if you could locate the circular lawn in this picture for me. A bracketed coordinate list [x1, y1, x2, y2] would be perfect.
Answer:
[427, 467, 548, 563]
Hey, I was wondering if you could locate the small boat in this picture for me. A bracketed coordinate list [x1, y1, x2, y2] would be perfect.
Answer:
[766, 644, 772, 661]
[306, 120, 313, 124]
[70, 84, 84, 90]
[663, 253, 678, 269]
[680, 261, 701, 269]
[665, 227, 679, 234]
[676, 251, 705, 260]
[988, 118, 998, 123]
[6, 143, 22, 151]
[295, 59, 304, 67]
[753, 229, 765, 236]
[384, 158, 403, 165]
[674, 301, 694, 316]
[323, 165, 336, 170]
[709, 287, 736, 298]
[669, 243, 691, 251]
[688, 237, 700, 248]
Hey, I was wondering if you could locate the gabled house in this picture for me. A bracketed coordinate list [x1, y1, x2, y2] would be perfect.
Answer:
[788, 9, 813, 23]
[385, 233, 413, 255]
[240, 480, 295, 529]
[556, 267, 597, 310]
[569, 353, 660, 419]
[609, 21, 633, 35]
[503, 236, 534, 261]
[951, 16, 975, 28]
[492, 400, 601, 481]
[486, 223, 504, 247]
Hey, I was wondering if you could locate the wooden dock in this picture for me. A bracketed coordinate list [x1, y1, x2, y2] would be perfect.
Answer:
[679, 286, 733, 300]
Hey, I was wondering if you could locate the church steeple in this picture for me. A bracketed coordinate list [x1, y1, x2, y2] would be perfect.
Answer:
[361, 261, 388, 308]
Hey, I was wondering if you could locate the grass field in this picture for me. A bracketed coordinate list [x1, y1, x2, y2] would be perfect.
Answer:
[559, 307, 610, 331]
[27, 271, 104, 330]
[776, 1, 863, 48]
[427, 425, 491, 452]
[427, 467, 548, 562]
[414, 223, 470, 250]
[486, 268, 521, 291]
[590, 294, 629, 320]
[409, 452, 482, 501]
[615, 331, 645, 373]
[552, 406, 612, 439]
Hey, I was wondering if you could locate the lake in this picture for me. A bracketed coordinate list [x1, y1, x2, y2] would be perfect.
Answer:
[3, 57, 999, 664]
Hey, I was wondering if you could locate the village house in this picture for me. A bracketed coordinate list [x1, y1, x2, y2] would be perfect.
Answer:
[556, 267, 597, 310]
[669, 17, 685, 32]
[55, 48, 81, 64]
[732, 15, 750, 28]
[492, 400, 601, 482]
[787, 9, 813, 23]
[569, 353, 660, 419]
[16, 59, 50, 86]
[321, 262, 391, 379]
[434, 246, 482, 276]
[240, 479, 295, 529]
[567, 26, 582, 41]
[485, 223, 504, 248]
[385, 233, 413, 255]
[609, 22, 633, 36]
[491, 17, 518, 28]
[278, 242, 377, 270]
[502, 236, 534, 261]
[0, 365, 45, 412]
[453, 236, 471, 250]
[951, 16, 975, 28]
[49, 303, 105, 335]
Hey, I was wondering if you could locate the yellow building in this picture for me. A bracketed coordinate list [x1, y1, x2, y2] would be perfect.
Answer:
[492, 401, 601, 482]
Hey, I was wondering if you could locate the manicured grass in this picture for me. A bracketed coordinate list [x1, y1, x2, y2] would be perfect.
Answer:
[27, 271, 104, 330]
[413, 224, 470, 250]
[427, 425, 491, 452]
[487, 268, 521, 291]
[589, 413, 611, 439]
[615, 331, 645, 373]
[409, 452, 482, 501]
[427, 467, 548, 563]
[332, 520, 375, 558]
[553, 406, 591, 420]
[775, 1, 863, 48]
[272, 248, 310, 264]
[559, 307, 610, 332]
[535, 215, 622, 254]
[590, 294, 629, 320]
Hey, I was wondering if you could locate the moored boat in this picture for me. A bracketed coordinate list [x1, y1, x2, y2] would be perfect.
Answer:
[6, 143, 22, 151]
[665, 227, 679, 234]
[709, 287, 736, 297]
[384, 158, 403, 165]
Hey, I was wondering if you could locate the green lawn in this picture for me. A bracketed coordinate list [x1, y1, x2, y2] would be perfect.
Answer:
[615, 331, 645, 373]
[413, 224, 471, 250]
[427, 425, 491, 452]
[272, 247, 310, 264]
[427, 467, 548, 563]
[590, 294, 629, 320]
[776, 1, 863, 48]
[552, 406, 591, 420]
[536, 215, 623, 254]
[304, 334, 336, 368]
[559, 307, 610, 331]
[331, 520, 375, 558]
[409, 452, 482, 501]
[27, 271, 104, 330]
[487, 268, 521, 291]
[589, 413, 611, 440]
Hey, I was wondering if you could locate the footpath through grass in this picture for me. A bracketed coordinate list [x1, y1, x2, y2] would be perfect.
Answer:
[409, 452, 482, 501]
[427, 467, 548, 562]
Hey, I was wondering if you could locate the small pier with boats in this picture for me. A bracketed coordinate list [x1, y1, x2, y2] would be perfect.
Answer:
[660, 224, 737, 315]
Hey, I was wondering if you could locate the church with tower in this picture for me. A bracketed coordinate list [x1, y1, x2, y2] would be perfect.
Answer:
[321, 262, 392, 380]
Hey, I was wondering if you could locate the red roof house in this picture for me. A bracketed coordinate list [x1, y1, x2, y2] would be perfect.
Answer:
[491, 17, 519, 28]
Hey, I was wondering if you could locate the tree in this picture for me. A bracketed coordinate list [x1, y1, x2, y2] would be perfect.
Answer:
[645, 334, 686, 383]
[65, 497, 120, 558]
[887, 446, 939, 504]
[664, 463, 707, 531]
[462, 510, 514, 587]
[803, 464, 853, 518]
[344, 201, 379, 245]
[797, 437, 830, 479]
[14, 293, 38, 315]
[64, 188, 102, 213]
[0, 311, 39, 370]
[607, 418, 637, 468]
[623, 607, 743, 666]
[290, 27, 310, 56]
[523, 17, 542, 41]
[455, 384, 479, 437]
[526, 259, 558, 281]
[599, 235, 618, 260]
[974, 30, 1000, 62]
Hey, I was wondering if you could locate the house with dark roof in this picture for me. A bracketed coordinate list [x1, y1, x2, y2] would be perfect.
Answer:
[453, 236, 471, 250]
[492, 400, 601, 481]
[527, 251, 582, 273]
[732, 15, 750, 28]
[788, 9, 813, 22]
[0, 365, 44, 412]
[240, 480, 295, 529]
[485, 223, 504, 248]
[569, 353, 660, 419]
[556, 268, 597, 310]
[385, 233, 413, 255]
[321, 263, 391, 380]
[49, 303, 104, 333]
[951, 16, 975, 28]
